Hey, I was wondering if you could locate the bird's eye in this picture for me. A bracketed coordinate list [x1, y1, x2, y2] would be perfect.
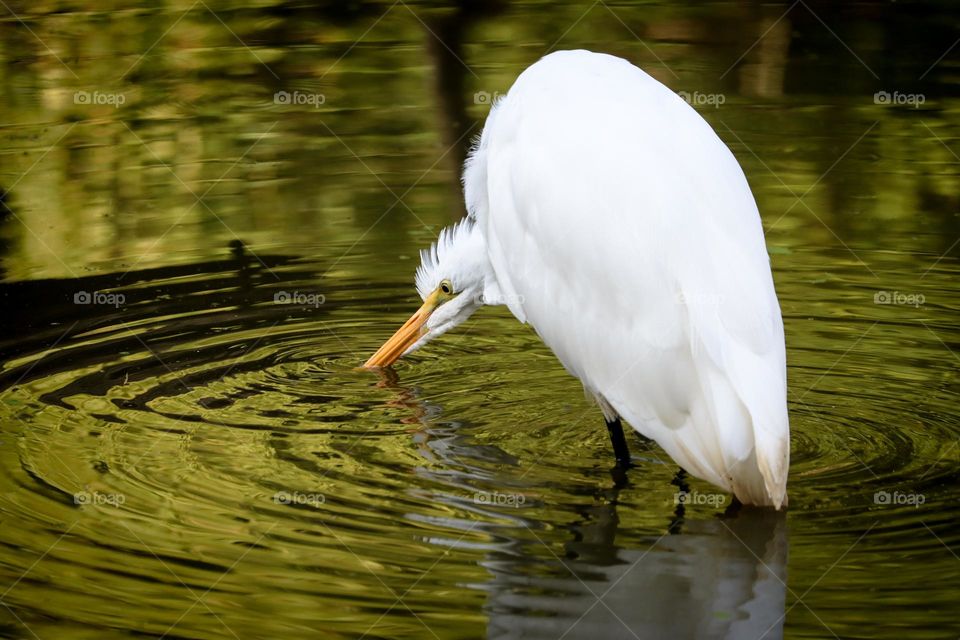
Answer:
[439, 279, 454, 295]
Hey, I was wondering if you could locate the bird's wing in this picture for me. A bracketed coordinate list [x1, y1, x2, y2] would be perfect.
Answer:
[465, 50, 788, 506]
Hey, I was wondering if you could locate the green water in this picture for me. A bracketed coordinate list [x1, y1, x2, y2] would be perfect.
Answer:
[1, 1, 959, 638]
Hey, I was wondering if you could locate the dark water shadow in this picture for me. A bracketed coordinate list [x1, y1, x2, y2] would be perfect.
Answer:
[0, 242, 338, 396]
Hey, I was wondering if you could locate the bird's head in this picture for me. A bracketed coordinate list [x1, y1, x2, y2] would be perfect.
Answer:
[364, 219, 495, 367]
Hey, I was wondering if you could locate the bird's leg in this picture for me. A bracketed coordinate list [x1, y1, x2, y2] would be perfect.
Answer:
[605, 416, 632, 469]
[669, 469, 688, 535]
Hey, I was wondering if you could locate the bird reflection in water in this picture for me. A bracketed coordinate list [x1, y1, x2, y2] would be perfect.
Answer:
[371, 369, 788, 640]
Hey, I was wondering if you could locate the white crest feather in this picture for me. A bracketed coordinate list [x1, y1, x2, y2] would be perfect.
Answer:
[415, 218, 481, 300]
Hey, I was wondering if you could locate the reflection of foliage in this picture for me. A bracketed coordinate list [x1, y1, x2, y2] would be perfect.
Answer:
[0, 0, 957, 279]
[0, 187, 11, 221]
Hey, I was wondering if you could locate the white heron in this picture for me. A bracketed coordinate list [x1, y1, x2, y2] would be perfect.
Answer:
[365, 50, 789, 508]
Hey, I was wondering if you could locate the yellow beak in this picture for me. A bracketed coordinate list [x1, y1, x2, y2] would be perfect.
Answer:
[363, 292, 440, 368]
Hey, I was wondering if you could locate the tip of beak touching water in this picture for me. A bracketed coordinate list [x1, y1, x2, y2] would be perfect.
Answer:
[362, 294, 438, 368]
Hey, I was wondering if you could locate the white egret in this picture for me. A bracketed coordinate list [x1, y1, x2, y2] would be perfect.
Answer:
[365, 50, 789, 508]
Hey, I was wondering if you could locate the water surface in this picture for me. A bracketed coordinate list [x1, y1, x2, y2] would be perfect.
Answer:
[1, 1, 959, 638]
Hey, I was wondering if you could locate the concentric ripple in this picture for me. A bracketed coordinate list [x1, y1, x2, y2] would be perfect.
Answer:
[1, 245, 959, 638]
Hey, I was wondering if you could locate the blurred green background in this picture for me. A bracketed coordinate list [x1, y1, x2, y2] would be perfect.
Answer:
[0, 0, 957, 281]
[0, 2, 959, 639]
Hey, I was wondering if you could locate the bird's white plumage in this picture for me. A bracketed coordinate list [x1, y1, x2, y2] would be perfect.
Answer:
[461, 50, 789, 507]
[395, 50, 789, 506]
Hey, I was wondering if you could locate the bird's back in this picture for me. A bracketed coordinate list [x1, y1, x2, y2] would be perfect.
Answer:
[465, 50, 789, 507]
